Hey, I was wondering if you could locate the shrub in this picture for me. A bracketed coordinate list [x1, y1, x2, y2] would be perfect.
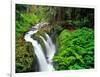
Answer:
[53, 27, 94, 70]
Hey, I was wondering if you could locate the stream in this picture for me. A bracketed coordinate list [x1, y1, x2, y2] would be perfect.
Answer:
[24, 23, 56, 71]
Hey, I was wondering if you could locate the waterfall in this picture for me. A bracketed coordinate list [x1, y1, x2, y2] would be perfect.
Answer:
[40, 33, 56, 63]
[24, 23, 56, 72]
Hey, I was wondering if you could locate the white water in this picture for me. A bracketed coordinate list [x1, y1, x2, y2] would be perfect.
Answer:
[24, 23, 56, 71]
[40, 33, 56, 63]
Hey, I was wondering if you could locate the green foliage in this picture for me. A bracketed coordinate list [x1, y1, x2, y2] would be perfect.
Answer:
[16, 41, 35, 73]
[53, 27, 94, 70]
[67, 17, 93, 28]
[16, 12, 40, 38]
[34, 6, 60, 23]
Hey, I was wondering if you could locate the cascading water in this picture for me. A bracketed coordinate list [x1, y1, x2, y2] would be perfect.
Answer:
[24, 23, 56, 72]
[40, 33, 56, 63]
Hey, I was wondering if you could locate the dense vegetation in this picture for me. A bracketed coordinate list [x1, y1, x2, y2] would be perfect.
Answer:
[15, 4, 94, 73]
[53, 28, 94, 70]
